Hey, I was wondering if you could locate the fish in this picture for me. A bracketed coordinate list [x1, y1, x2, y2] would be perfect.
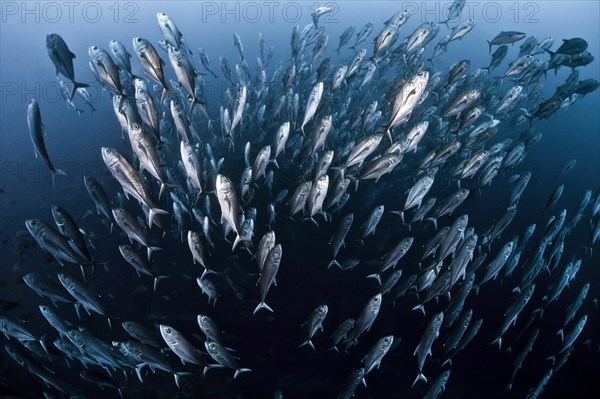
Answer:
[328, 213, 354, 269]
[300, 82, 324, 135]
[101, 147, 168, 227]
[330, 318, 355, 351]
[448, 19, 475, 42]
[108, 39, 132, 73]
[88, 45, 123, 96]
[361, 205, 384, 242]
[57, 273, 111, 329]
[555, 37, 588, 55]
[439, 0, 466, 27]
[26, 100, 67, 185]
[337, 26, 355, 53]
[484, 44, 508, 71]
[204, 340, 251, 379]
[119, 244, 166, 291]
[51, 204, 94, 265]
[25, 219, 87, 267]
[306, 175, 329, 224]
[121, 321, 162, 348]
[345, 294, 382, 348]
[338, 368, 366, 399]
[423, 369, 451, 399]
[198, 47, 218, 78]
[300, 304, 328, 349]
[112, 208, 160, 261]
[386, 70, 429, 144]
[156, 12, 185, 49]
[215, 174, 241, 239]
[490, 284, 536, 349]
[128, 122, 170, 197]
[507, 328, 539, 390]
[361, 334, 394, 378]
[254, 244, 282, 314]
[413, 312, 444, 385]
[167, 45, 200, 112]
[23, 273, 72, 307]
[487, 31, 526, 53]
[46, 33, 89, 100]
[133, 37, 169, 99]
[312, 6, 333, 27]
[159, 324, 205, 365]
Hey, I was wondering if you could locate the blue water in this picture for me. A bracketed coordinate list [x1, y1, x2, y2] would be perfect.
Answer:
[1, 1, 599, 398]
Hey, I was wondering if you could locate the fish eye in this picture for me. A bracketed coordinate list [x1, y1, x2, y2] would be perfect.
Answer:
[126, 343, 133, 348]
[374, 296, 380, 302]
[31, 220, 36, 225]
[209, 342, 216, 349]
[92, 46, 98, 50]
[165, 328, 171, 334]
[136, 38, 142, 42]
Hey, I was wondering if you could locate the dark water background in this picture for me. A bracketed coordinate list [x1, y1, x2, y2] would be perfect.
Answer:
[1, 1, 599, 398]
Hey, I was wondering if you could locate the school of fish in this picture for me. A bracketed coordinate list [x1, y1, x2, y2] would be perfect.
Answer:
[3, 2, 600, 398]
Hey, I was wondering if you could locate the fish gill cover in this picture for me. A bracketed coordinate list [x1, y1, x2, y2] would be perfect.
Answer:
[0, 1, 599, 398]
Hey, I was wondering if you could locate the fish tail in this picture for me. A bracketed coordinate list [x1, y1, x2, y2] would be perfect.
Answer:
[173, 372, 193, 388]
[299, 340, 315, 350]
[327, 259, 341, 270]
[366, 273, 381, 285]
[159, 182, 178, 201]
[153, 276, 169, 291]
[253, 301, 273, 314]
[487, 40, 492, 54]
[147, 246, 162, 261]
[38, 334, 49, 355]
[491, 336, 502, 349]
[411, 304, 426, 315]
[232, 234, 242, 252]
[51, 168, 67, 189]
[233, 368, 252, 379]
[412, 373, 427, 386]
[160, 87, 169, 103]
[189, 95, 205, 114]
[148, 207, 169, 228]
[425, 217, 438, 230]
[70, 81, 90, 101]
[385, 127, 393, 145]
